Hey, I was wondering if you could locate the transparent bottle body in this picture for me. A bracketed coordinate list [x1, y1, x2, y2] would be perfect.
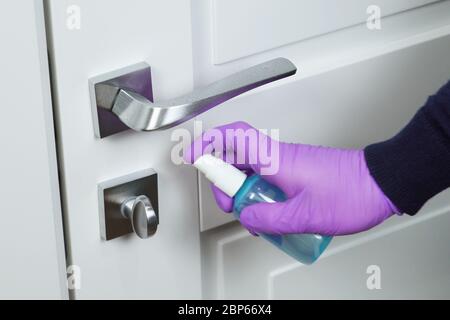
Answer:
[233, 174, 332, 264]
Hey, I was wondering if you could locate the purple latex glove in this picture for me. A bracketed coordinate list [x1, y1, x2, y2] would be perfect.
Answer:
[184, 121, 398, 236]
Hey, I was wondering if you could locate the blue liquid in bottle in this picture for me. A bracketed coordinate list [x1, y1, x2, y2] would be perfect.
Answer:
[233, 174, 332, 264]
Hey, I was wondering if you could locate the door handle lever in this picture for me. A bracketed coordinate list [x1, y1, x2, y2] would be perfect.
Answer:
[90, 58, 297, 138]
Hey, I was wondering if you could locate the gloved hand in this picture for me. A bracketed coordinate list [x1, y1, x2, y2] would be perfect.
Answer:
[184, 121, 398, 236]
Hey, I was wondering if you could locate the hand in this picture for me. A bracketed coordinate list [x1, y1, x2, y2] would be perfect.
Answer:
[184, 121, 398, 236]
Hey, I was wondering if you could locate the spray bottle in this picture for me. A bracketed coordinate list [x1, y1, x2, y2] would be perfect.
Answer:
[194, 154, 332, 264]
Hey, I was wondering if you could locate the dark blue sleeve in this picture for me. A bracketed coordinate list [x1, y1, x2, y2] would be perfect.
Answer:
[364, 80, 450, 215]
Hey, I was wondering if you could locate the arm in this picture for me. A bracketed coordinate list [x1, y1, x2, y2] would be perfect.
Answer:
[365, 80, 450, 215]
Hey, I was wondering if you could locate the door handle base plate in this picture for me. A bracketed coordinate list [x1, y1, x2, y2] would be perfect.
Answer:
[89, 62, 153, 138]
[98, 168, 159, 240]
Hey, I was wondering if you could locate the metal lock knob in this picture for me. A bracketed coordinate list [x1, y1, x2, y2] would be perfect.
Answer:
[98, 168, 159, 241]
[120, 195, 158, 239]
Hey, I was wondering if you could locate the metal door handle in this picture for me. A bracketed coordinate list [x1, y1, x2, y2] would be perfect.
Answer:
[120, 195, 158, 239]
[90, 58, 297, 137]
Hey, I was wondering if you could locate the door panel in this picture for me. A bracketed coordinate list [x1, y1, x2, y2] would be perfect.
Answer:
[212, 0, 439, 64]
[202, 194, 450, 299]
[46, 0, 201, 299]
[270, 208, 450, 299]
[192, 0, 450, 94]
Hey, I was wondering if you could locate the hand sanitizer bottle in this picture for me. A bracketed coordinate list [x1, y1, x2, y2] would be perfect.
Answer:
[194, 154, 332, 264]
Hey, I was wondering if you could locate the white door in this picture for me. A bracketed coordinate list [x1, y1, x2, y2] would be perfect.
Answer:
[46, 0, 450, 299]
[0, 0, 67, 299]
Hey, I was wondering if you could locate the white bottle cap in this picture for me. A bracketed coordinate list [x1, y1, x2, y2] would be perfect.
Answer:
[193, 154, 247, 197]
